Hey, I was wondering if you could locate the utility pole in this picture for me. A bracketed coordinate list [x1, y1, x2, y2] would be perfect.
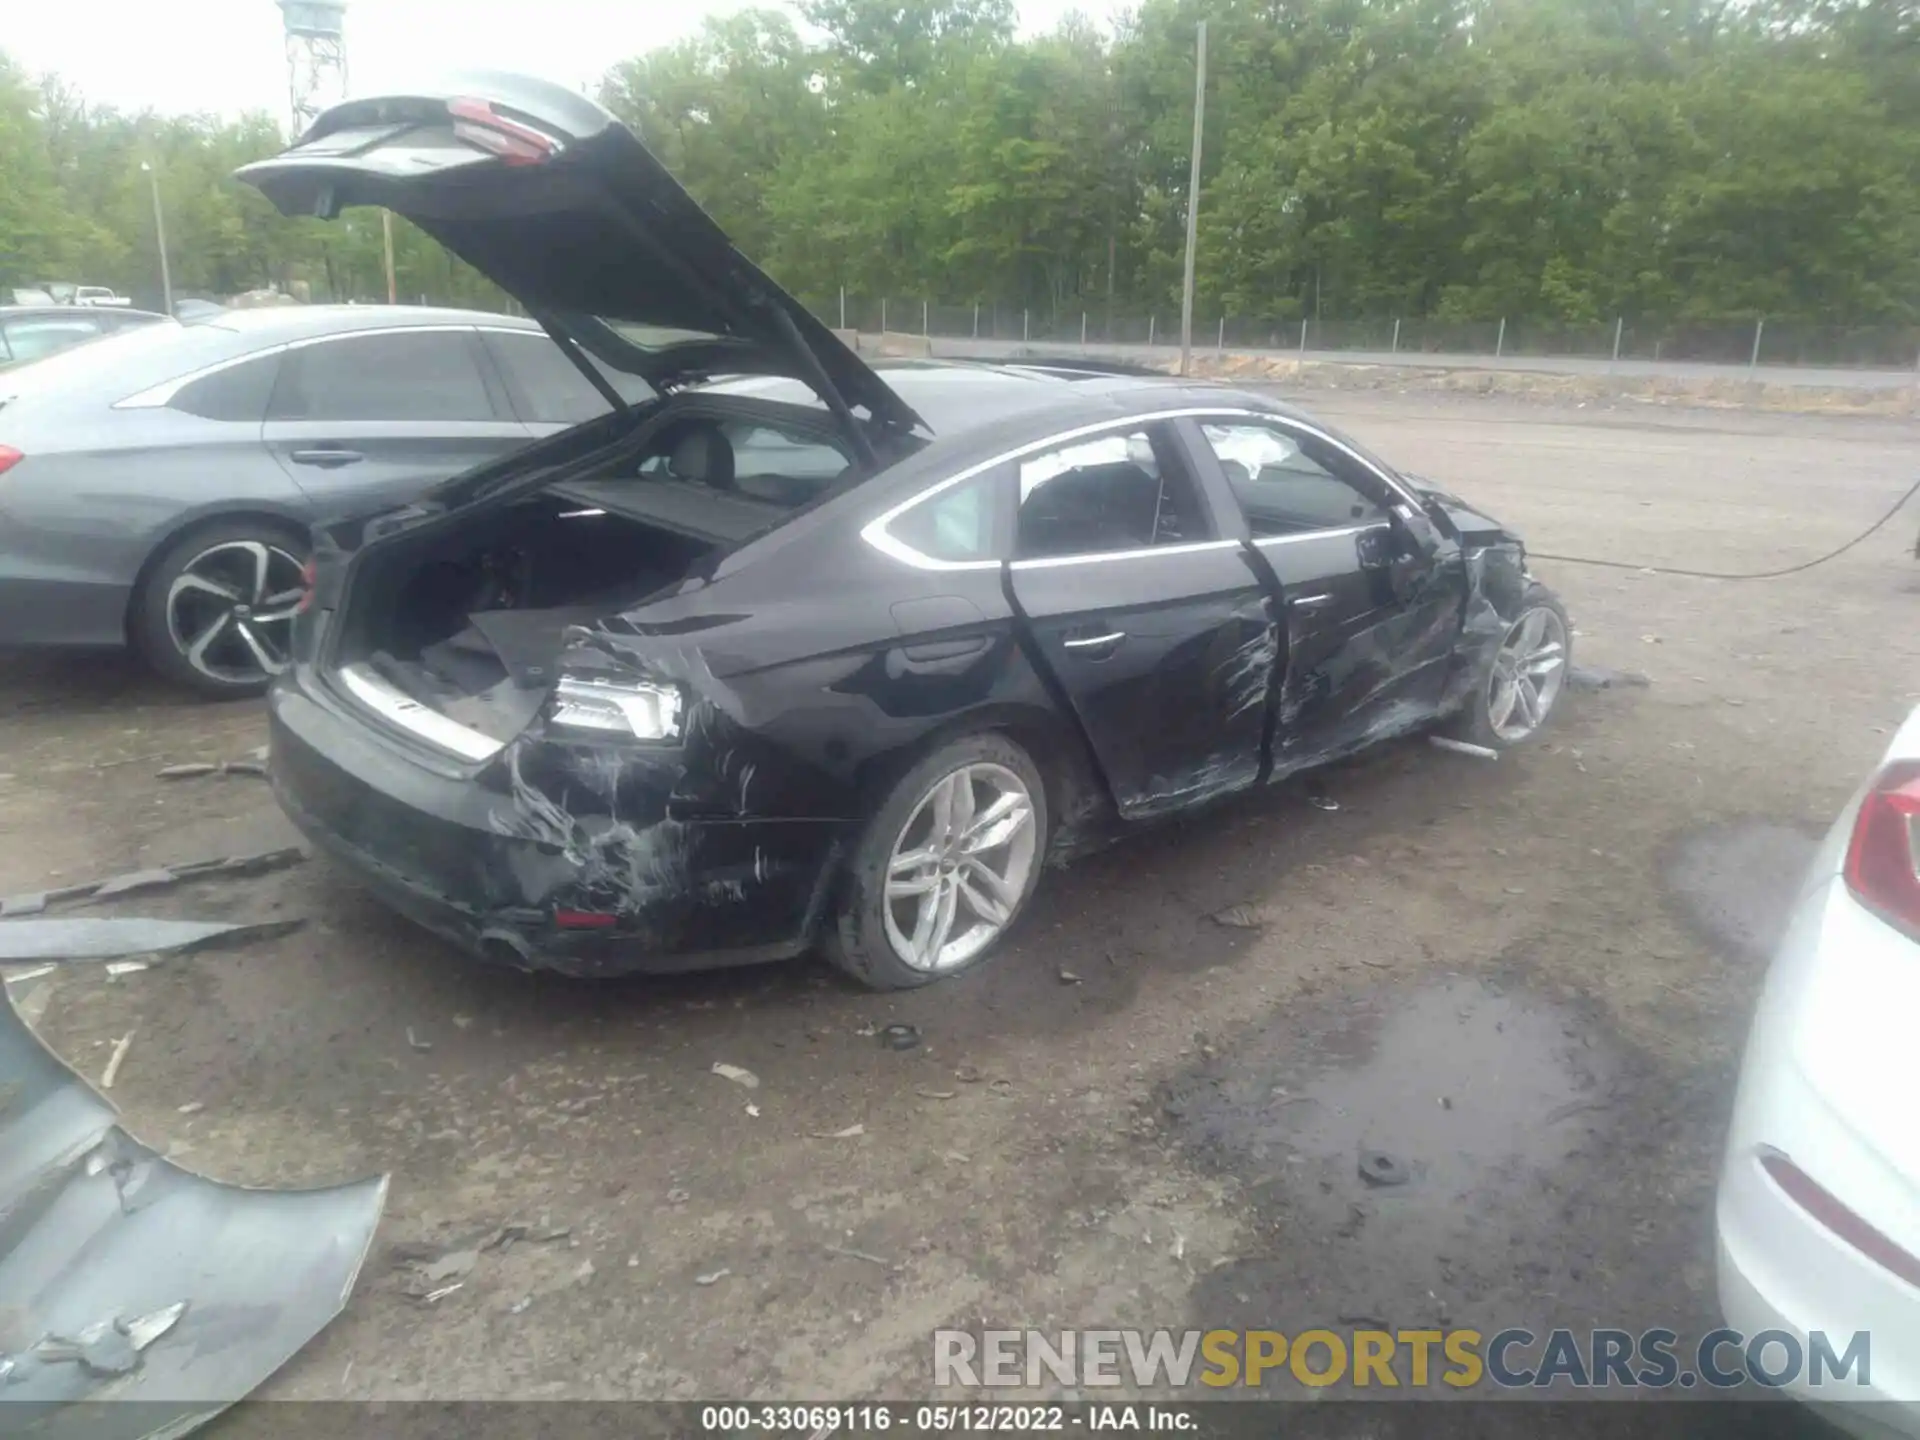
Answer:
[1178, 20, 1207, 377]
[139, 162, 173, 316]
[382, 209, 397, 303]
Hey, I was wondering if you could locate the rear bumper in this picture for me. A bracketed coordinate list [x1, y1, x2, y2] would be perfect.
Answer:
[1714, 873, 1920, 1429]
[268, 675, 850, 976]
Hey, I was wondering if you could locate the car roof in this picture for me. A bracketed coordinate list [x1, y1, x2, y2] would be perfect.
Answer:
[0, 305, 172, 322]
[184, 304, 541, 341]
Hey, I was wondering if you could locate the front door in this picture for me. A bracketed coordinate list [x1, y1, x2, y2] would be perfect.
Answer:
[1006, 423, 1277, 819]
[1192, 418, 1462, 766]
[263, 327, 535, 517]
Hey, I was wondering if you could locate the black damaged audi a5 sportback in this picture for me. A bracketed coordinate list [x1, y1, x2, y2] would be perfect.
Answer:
[239, 74, 1571, 990]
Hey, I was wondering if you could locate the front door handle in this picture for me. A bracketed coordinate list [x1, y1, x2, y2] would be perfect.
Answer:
[1062, 629, 1126, 658]
[289, 448, 364, 468]
[1290, 593, 1336, 611]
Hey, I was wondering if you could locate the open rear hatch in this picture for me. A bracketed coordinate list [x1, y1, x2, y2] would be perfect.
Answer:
[235, 73, 921, 756]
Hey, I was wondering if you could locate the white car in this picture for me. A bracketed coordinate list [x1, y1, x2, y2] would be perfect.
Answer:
[1717, 703, 1920, 1433]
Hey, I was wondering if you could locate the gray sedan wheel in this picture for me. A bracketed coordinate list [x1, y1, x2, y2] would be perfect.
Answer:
[136, 519, 309, 698]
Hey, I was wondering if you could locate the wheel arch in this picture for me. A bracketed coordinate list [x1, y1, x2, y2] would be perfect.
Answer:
[122, 503, 315, 641]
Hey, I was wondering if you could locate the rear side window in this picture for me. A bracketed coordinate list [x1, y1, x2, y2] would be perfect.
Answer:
[885, 470, 1005, 562]
[270, 330, 497, 422]
[483, 331, 652, 424]
[170, 353, 280, 421]
[1015, 426, 1212, 560]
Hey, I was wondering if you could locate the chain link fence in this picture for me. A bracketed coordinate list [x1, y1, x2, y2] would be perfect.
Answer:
[816, 295, 1920, 374]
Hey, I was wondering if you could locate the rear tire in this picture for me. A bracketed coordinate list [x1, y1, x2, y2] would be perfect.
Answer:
[824, 733, 1050, 990]
[1442, 582, 1571, 749]
[133, 517, 310, 699]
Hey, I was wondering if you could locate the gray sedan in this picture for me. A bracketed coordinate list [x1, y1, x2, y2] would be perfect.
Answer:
[0, 305, 650, 695]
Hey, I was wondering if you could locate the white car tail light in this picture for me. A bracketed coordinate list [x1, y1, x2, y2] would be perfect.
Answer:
[1842, 760, 1920, 941]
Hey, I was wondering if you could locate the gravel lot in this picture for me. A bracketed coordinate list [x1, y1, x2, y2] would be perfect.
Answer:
[3, 389, 1916, 1412]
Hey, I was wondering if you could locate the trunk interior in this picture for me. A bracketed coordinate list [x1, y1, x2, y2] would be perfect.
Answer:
[330, 491, 717, 745]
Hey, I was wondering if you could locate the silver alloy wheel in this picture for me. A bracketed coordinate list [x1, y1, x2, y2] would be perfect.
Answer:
[1486, 604, 1569, 742]
[882, 762, 1039, 973]
[164, 539, 306, 688]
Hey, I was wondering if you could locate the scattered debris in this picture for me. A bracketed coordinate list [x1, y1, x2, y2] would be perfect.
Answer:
[1210, 904, 1268, 929]
[1058, 968, 1082, 984]
[664, 1189, 690, 1205]
[953, 1064, 983, 1084]
[452, 1014, 474, 1029]
[710, 1062, 760, 1090]
[508, 1296, 532, 1315]
[695, 1268, 731, 1287]
[0, 916, 303, 963]
[157, 759, 268, 780]
[915, 1088, 958, 1101]
[1567, 665, 1653, 692]
[942, 1151, 972, 1164]
[3, 964, 56, 984]
[0, 981, 387, 1428]
[0, 847, 306, 919]
[746, 1102, 761, 1118]
[105, 960, 150, 978]
[405, 1028, 432, 1052]
[177, 1101, 204, 1116]
[100, 1030, 135, 1090]
[531, 1226, 572, 1244]
[1358, 1150, 1410, 1187]
[421, 1249, 479, 1285]
[811, 1123, 865, 1139]
[878, 1023, 921, 1051]
[1428, 736, 1500, 760]
[571, 1258, 595, 1283]
[825, 1244, 896, 1270]
[419, 1283, 463, 1305]
[1172, 1233, 1186, 1260]
[480, 1224, 526, 1253]
[1308, 794, 1340, 812]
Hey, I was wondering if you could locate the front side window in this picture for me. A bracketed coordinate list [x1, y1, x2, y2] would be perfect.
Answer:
[270, 331, 496, 423]
[1015, 425, 1211, 560]
[483, 331, 653, 425]
[1200, 421, 1390, 537]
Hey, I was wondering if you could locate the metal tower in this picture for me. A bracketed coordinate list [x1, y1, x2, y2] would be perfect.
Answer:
[279, 0, 347, 138]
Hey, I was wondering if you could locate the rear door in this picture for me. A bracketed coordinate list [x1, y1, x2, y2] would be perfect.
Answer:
[1193, 417, 1462, 764]
[262, 327, 535, 514]
[1006, 421, 1277, 819]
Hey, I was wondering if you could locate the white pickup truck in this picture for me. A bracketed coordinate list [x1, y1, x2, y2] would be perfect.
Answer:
[72, 286, 131, 308]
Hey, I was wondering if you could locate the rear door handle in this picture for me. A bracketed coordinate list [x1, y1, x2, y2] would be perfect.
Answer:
[289, 448, 364, 468]
[1290, 593, 1335, 611]
[1062, 629, 1126, 657]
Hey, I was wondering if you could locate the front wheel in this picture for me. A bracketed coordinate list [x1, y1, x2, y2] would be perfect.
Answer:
[134, 519, 310, 699]
[824, 733, 1050, 990]
[1443, 583, 1571, 749]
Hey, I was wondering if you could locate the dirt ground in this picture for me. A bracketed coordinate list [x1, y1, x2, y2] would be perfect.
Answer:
[3, 390, 1917, 1413]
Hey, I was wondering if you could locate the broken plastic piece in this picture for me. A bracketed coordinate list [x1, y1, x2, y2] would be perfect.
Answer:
[1428, 735, 1500, 760]
[1358, 1149, 1410, 1187]
[0, 981, 386, 1432]
[0, 917, 303, 962]
[92, 869, 179, 900]
[710, 1062, 759, 1089]
[878, 1023, 921, 1051]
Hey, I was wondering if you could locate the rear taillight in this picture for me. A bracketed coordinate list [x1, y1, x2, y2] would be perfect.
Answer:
[448, 97, 559, 167]
[0, 446, 22, 477]
[1842, 759, 1920, 939]
[295, 557, 317, 614]
[1761, 1151, 1920, 1291]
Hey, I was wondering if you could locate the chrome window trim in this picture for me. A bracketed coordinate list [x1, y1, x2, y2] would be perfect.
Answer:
[336, 663, 505, 762]
[1251, 523, 1376, 548]
[863, 404, 1422, 571]
[1011, 539, 1239, 571]
[113, 323, 498, 410]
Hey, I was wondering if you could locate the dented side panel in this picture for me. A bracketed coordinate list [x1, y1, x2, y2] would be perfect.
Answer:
[1008, 546, 1274, 820]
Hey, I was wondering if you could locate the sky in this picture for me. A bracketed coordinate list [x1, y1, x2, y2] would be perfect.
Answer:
[8, 0, 1117, 123]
